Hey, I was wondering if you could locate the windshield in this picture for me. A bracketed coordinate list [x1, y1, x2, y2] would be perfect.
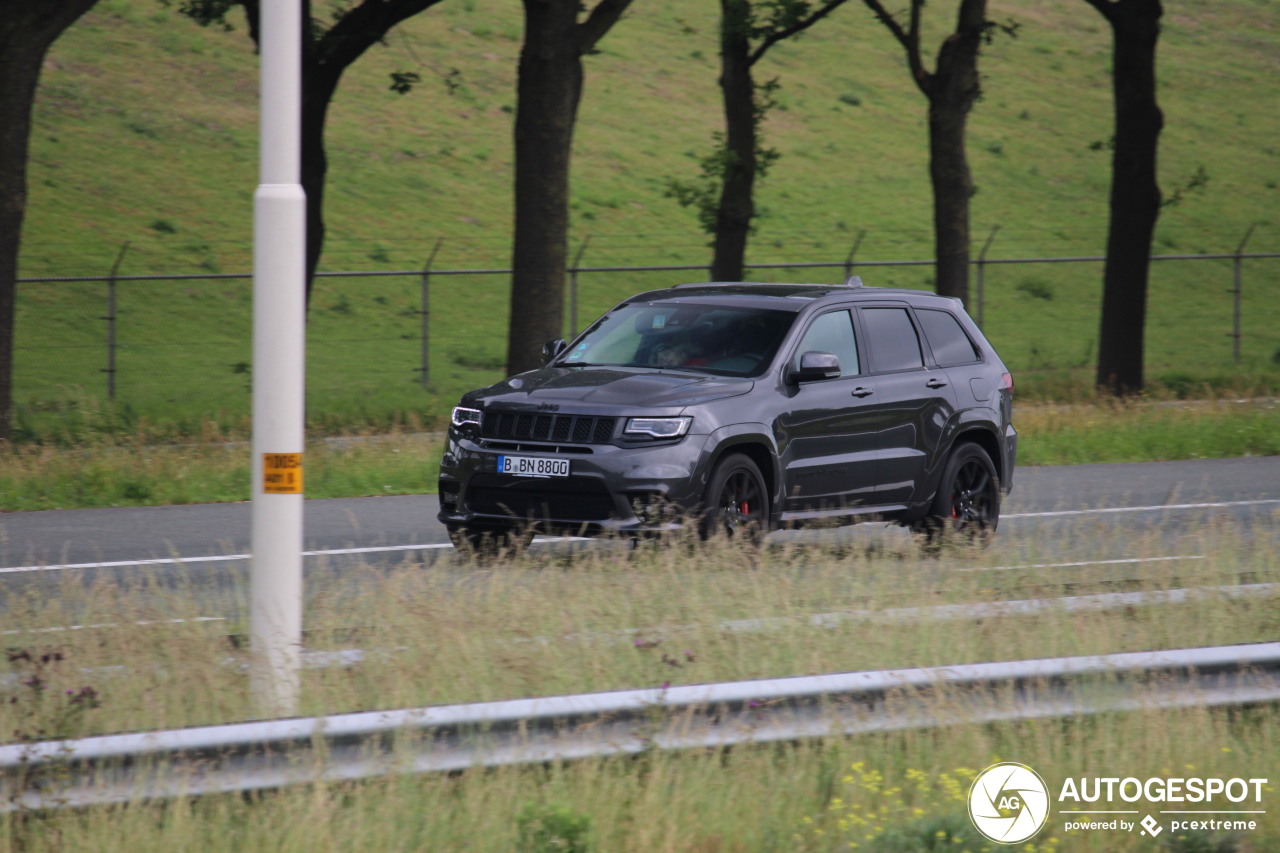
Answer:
[559, 301, 796, 377]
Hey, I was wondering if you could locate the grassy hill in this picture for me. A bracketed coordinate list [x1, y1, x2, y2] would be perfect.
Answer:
[13, 0, 1280, 438]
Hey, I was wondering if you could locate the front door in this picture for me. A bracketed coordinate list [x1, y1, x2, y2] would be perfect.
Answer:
[775, 309, 880, 514]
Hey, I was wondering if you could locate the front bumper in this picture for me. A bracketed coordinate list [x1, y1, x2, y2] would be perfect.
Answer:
[437, 431, 715, 537]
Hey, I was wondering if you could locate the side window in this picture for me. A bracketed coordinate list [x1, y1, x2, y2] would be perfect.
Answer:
[916, 308, 981, 366]
[793, 310, 859, 376]
[861, 307, 924, 372]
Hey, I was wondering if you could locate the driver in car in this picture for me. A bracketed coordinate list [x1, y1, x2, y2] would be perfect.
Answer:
[654, 341, 708, 367]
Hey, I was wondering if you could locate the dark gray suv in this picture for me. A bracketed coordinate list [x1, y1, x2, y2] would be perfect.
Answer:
[438, 279, 1016, 549]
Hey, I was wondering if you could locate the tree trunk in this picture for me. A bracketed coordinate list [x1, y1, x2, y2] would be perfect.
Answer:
[925, 0, 986, 307]
[301, 74, 338, 307]
[506, 0, 585, 376]
[711, 0, 757, 283]
[246, 0, 447, 306]
[0, 0, 100, 442]
[1090, 0, 1163, 396]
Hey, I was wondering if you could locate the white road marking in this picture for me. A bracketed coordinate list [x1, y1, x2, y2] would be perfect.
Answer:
[0, 538, 581, 575]
[1003, 498, 1280, 519]
[2, 617, 226, 637]
[0, 498, 1274, 576]
[973, 555, 1206, 573]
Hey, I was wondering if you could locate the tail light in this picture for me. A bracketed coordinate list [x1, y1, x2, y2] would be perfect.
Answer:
[1001, 372, 1014, 396]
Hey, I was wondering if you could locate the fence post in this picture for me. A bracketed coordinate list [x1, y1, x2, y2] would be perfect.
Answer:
[569, 234, 591, 338]
[975, 225, 1000, 328]
[102, 242, 129, 400]
[418, 237, 443, 387]
[1229, 224, 1256, 364]
[843, 229, 867, 282]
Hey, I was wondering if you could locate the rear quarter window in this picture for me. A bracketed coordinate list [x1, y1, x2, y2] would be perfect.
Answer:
[916, 308, 982, 366]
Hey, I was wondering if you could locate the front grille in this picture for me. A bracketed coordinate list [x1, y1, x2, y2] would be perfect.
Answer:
[482, 411, 617, 444]
[465, 483, 617, 522]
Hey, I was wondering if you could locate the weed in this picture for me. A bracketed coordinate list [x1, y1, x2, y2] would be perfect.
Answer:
[516, 802, 592, 853]
[5, 649, 102, 744]
[4, 648, 102, 813]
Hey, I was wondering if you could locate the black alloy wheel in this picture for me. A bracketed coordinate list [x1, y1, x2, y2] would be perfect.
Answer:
[700, 453, 768, 542]
[921, 442, 1000, 544]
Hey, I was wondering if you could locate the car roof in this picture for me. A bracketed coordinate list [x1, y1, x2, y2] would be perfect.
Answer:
[623, 280, 962, 311]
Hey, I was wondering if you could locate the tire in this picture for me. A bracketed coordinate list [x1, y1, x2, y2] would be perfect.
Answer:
[447, 524, 534, 558]
[699, 453, 769, 543]
[917, 442, 1000, 545]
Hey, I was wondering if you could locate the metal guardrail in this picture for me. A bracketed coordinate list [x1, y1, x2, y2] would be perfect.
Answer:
[3, 642, 1278, 811]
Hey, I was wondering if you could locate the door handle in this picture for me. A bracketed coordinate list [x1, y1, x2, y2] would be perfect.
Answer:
[851, 386, 874, 398]
[925, 378, 948, 388]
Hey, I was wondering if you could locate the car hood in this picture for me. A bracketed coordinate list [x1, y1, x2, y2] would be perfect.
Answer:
[466, 367, 754, 410]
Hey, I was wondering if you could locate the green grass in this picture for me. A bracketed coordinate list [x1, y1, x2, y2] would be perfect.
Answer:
[11, 0, 1280, 439]
[3, 520, 1276, 730]
[0, 429, 442, 510]
[2, 523, 1278, 850]
[1, 398, 1276, 510]
[1015, 398, 1280, 466]
[6, 718, 1278, 851]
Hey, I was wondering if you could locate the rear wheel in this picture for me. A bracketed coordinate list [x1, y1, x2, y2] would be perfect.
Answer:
[917, 442, 1000, 546]
[699, 453, 769, 543]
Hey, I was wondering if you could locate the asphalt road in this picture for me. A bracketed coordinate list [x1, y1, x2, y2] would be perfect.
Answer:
[2, 456, 1277, 578]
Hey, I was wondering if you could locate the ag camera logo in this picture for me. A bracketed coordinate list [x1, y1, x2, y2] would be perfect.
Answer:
[969, 762, 1051, 844]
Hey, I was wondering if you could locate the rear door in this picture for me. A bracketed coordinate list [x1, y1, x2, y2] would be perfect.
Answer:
[914, 306, 992, 407]
[854, 304, 958, 506]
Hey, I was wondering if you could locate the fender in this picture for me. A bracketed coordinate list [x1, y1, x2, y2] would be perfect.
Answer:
[931, 411, 1007, 497]
[702, 423, 784, 529]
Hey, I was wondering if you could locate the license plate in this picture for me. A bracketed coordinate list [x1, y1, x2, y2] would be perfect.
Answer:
[497, 454, 570, 478]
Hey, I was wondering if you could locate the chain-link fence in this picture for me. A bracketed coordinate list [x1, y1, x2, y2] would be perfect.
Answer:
[14, 234, 1279, 430]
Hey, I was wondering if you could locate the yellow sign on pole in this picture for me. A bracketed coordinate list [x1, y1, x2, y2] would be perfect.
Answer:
[262, 452, 303, 494]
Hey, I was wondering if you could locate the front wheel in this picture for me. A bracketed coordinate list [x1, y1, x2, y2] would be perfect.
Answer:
[917, 443, 1000, 545]
[699, 453, 769, 543]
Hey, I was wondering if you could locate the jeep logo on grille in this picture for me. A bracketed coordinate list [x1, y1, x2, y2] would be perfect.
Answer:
[536, 403, 560, 412]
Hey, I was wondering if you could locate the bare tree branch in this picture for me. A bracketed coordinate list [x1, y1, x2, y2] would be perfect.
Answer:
[749, 0, 849, 66]
[861, 0, 929, 90]
[578, 0, 635, 53]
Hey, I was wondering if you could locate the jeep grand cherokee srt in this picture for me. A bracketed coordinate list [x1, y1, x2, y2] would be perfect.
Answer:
[438, 279, 1016, 549]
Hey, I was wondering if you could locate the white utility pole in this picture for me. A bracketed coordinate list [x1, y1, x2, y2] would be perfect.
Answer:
[251, 0, 306, 716]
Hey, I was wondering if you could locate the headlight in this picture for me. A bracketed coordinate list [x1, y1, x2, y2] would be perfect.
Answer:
[451, 406, 482, 429]
[624, 416, 691, 439]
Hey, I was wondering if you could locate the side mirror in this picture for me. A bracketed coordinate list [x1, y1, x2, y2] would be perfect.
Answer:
[541, 338, 568, 365]
[788, 351, 841, 384]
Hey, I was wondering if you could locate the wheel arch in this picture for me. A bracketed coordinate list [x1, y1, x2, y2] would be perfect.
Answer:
[951, 425, 1005, 492]
[704, 428, 781, 525]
